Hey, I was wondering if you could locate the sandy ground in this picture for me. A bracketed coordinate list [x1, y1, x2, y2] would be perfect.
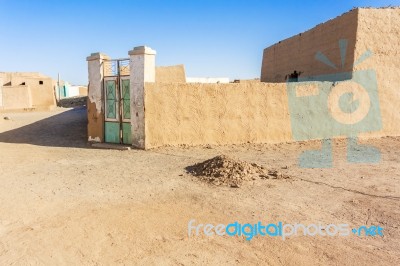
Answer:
[0, 107, 399, 265]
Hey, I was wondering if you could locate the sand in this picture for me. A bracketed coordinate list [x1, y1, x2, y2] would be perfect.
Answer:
[0, 107, 399, 265]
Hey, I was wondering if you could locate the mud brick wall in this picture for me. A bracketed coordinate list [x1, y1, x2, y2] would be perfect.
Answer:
[261, 9, 359, 82]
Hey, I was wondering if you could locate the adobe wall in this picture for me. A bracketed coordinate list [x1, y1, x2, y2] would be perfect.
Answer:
[259, 7, 400, 141]
[79, 86, 88, 96]
[155, 65, 186, 83]
[261, 9, 359, 82]
[1, 85, 32, 110]
[355, 8, 400, 138]
[144, 82, 292, 148]
[25, 77, 55, 109]
[0, 77, 3, 107]
[143, 78, 400, 149]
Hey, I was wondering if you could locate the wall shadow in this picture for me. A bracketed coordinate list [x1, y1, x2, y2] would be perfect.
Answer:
[0, 107, 88, 148]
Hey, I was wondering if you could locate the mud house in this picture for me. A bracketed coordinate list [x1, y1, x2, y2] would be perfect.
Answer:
[0, 72, 56, 111]
[87, 7, 400, 149]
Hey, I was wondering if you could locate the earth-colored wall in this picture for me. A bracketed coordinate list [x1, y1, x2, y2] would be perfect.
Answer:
[261, 9, 359, 82]
[144, 82, 292, 148]
[155, 65, 186, 83]
[79, 86, 88, 96]
[26, 77, 55, 108]
[144, 77, 399, 149]
[260, 7, 400, 140]
[1, 85, 32, 110]
[0, 77, 3, 107]
[355, 8, 400, 138]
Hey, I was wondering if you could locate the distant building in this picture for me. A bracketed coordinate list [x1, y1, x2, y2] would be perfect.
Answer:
[0, 72, 56, 111]
[55, 80, 87, 99]
[155, 65, 186, 83]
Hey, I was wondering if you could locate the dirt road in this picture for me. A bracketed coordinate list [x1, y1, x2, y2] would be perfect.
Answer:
[0, 108, 399, 265]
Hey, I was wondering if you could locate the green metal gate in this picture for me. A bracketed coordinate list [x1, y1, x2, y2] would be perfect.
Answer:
[104, 59, 132, 144]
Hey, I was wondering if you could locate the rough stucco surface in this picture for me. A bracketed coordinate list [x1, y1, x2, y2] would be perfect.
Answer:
[355, 8, 400, 138]
[29, 78, 55, 108]
[130, 54, 146, 148]
[87, 61, 103, 114]
[87, 56, 106, 142]
[144, 81, 396, 148]
[144, 82, 292, 148]
[261, 9, 358, 82]
[129, 49, 156, 149]
[87, 101, 104, 142]
[155, 65, 186, 83]
[1, 85, 32, 110]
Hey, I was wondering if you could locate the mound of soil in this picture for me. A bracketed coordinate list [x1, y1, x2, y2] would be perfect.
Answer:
[58, 96, 87, 108]
[186, 155, 289, 188]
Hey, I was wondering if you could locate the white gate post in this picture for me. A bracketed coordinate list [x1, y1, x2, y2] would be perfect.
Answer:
[128, 46, 156, 149]
[86, 52, 110, 143]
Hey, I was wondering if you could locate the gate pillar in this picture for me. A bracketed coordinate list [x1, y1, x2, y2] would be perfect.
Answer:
[87, 52, 110, 143]
[128, 46, 156, 149]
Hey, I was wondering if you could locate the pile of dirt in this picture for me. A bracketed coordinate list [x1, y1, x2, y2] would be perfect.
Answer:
[58, 96, 87, 108]
[186, 155, 289, 188]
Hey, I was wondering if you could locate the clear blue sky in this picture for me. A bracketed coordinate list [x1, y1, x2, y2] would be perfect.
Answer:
[0, 0, 399, 85]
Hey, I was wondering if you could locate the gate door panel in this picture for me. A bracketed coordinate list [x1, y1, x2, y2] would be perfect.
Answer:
[104, 78, 120, 143]
[121, 78, 132, 144]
